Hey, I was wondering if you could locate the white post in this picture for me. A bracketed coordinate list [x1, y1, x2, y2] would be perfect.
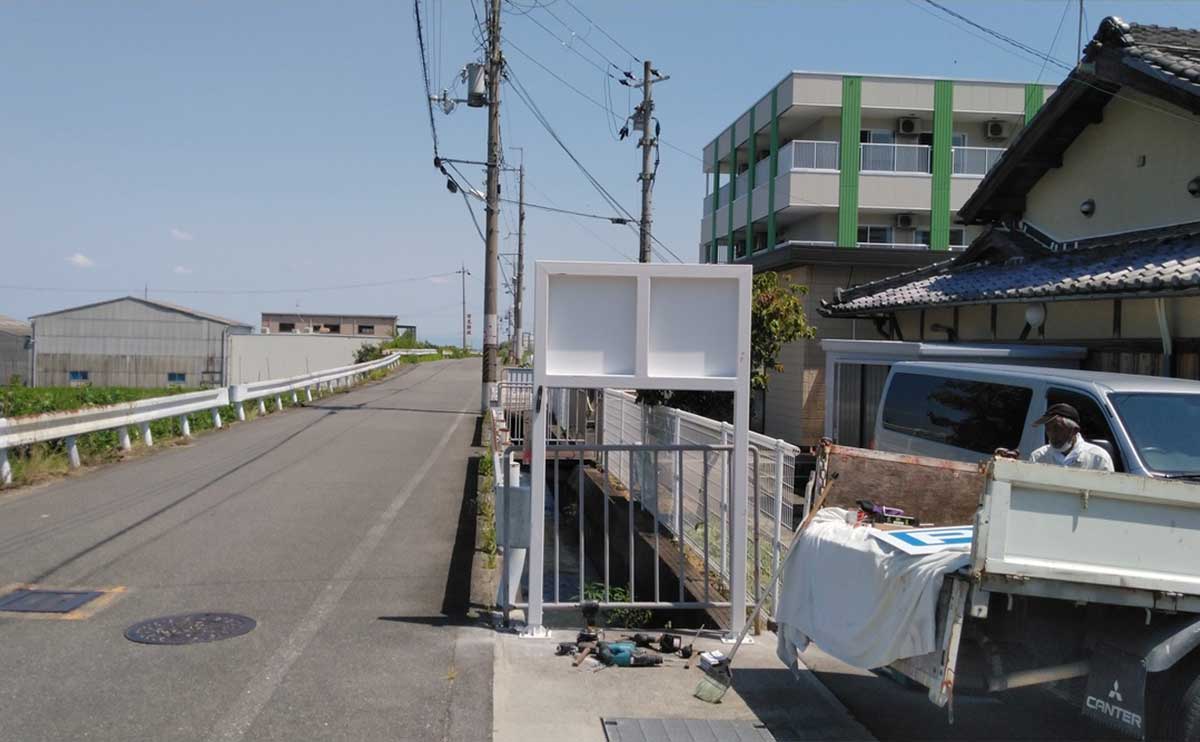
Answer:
[1, 446, 12, 486]
[772, 439, 786, 609]
[211, 408, 222, 429]
[258, 398, 267, 415]
[672, 413, 682, 532]
[65, 435, 81, 468]
[291, 390, 298, 404]
[525, 383, 547, 636]
[236, 402, 246, 422]
[140, 422, 154, 447]
[305, 387, 313, 402]
[728, 275, 753, 641]
[118, 427, 132, 451]
[179, 415, 191, 438]
[720, 422, 731, 578]
[275, 395, 284, 411]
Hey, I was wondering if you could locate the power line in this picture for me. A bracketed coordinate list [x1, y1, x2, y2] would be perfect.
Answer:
[412, 0, 440, 157]
[505, 63, 682, 261]
[1038, 1, 1073, 85]
[1, 272, 461, 296]
[563, 0, 641, 63]
[525, 180, 637, 261]
[505, 38, 701, 163]
[539, 3, 631, 76]
[511, 5, 617, 79]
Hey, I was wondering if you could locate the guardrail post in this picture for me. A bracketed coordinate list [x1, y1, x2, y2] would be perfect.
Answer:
[65, 435, 81, 468]
[1, 446, 12, 486]
[179, 415, 191, 438]
[236, 402, 246, 422]
[305, 387, 313, 402]
[140, 422, 154, 447]
[672, 413, 682, 533]
[721, 422, 731, 577]
[258, 398, 267, 416]
[291, 391, 299, 404]
[211, 408, 222, 430]
[275, 395, 284, 411]
[118, 427, 132, 451]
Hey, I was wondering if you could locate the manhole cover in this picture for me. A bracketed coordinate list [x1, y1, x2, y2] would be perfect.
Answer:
[124, 612, 256, 645]
[0, 588, 103, 614]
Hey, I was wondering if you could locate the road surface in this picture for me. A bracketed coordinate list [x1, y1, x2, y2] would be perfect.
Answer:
[0, 359, 491, 742]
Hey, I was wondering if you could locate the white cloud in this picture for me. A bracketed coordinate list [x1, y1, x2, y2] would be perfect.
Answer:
[173, 265, 192, 275]
[170, 228, 194, 241]
[66, 253, 94, 269]
[429, 276, 450, 285]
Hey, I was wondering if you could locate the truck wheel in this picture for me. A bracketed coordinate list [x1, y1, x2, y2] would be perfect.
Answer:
[1156, 658, 1200, 741]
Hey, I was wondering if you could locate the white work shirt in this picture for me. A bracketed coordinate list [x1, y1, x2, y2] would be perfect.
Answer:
[1029, 434, 1115, 472]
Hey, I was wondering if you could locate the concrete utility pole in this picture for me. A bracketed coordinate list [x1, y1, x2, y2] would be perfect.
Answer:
[630, 60, 667, 263]
[512, 160, 525, 363]
[481, 0, 503, 411]
[457, 263, 470, 352]
[638, 59, 655, 263]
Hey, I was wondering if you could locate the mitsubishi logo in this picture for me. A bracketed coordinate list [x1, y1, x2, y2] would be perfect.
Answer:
[1109, 681, 1123, 703]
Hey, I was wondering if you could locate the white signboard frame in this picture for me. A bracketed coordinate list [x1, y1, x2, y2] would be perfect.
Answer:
[526, 261, 752, 636]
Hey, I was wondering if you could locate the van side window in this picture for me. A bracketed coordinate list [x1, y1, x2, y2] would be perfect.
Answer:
[1045, 389, 1124, 472]
[882, 373, 1033, 454]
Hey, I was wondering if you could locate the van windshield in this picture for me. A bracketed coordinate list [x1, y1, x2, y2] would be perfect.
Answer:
[1110, 393, 1200, 477]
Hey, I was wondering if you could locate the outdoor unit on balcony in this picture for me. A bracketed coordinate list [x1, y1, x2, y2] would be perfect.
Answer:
[894, 213, 917, 230]
[897, 117, 920, 135]
[985, 119, 1008, 141]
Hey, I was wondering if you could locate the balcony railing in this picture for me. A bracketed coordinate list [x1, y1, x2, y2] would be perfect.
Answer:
[791, 140, 841, 170]
[952, 146, 1005, 176]
[861, 142, 931, 174]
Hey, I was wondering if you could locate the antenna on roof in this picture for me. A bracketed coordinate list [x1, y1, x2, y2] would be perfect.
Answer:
[144, 283, 149, 300]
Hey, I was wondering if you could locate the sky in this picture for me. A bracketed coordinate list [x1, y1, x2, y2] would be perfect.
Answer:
[4, 1, 1200, 345]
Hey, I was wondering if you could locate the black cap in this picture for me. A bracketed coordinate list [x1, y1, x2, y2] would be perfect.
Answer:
[1033, 403, 1081, 427]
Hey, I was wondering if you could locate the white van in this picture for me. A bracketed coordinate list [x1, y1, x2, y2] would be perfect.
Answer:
[873, 362, 1200, 479]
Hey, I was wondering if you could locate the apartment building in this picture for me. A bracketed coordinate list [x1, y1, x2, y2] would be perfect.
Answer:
[260, 312, 398, 338]
[700, 71, 1055, 444]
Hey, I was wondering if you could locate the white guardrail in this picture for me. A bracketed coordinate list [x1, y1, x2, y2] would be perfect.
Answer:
[0, 352, 406, 486]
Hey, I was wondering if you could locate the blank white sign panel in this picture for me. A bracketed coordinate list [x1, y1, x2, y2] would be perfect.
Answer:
[648, 277, 738, 378]
[546, 274, 636, 375]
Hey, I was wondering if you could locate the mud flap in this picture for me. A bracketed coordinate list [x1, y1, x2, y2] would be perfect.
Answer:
[1083, 643, 1147, 740]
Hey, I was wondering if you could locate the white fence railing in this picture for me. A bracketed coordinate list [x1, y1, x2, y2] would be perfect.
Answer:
[600, 390, 799, 606]
[0, 352, 405, 485]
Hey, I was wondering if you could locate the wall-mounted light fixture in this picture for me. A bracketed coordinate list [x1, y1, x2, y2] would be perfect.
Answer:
[1188, 177, 1200, 197]
[1025, 303, 1047, 330]
[1080, 198, 1096, 217]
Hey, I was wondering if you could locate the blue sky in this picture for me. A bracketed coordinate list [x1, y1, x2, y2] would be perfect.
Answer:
[4, 1, 1199, 345]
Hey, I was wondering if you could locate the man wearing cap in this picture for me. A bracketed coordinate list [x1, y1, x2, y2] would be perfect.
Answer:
[1029, 403, 1114, 471]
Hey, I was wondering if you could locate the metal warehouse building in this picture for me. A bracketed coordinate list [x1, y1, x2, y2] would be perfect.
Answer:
[31, 297, 251, 388]
[0, 314, 32, 385]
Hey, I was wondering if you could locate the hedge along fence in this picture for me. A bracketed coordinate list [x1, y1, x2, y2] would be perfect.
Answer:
[0, 356, 397, 488]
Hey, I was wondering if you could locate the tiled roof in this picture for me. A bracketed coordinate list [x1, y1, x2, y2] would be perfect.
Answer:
[820, 224, 1200, 317]
[1091, 18, 1200, 87]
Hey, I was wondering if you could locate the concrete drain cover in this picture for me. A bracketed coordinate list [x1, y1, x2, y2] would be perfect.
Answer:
[0, 588, 103, 614]
[124, 613, 256, 645]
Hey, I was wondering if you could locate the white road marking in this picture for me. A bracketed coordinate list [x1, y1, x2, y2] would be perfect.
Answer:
[206, 402, 470, 742]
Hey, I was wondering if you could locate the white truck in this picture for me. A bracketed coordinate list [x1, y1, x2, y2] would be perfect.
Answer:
[801, 443, 1200, 741]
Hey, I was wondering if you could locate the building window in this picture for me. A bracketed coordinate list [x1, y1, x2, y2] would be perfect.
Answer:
[915, 229, 965, 246]
[68, 370, 90, 385]
[319, 324, 341, 334]
[279, 322, 295, 332]
[357, 324, 375, 335]
[167, 372, 186, 385]
[857, 225, 893, 245]
[860, 129, 895, 144]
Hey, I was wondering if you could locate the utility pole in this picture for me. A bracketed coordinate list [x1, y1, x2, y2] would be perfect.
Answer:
[457, 263, 470, 352]
[638, 59, 655, 263]
[512, 158, 525, 364]
[481, 0, 502, 411]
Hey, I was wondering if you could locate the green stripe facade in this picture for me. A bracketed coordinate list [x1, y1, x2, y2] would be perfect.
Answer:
[836, 76, 862, 248]
[710, 135, 720, 262]
[766, 88, 779, 253]
[929, 80, 954, 251]
[745, 106, 755, 253]
[1024, 83, 1045, 125]
[726, 121, 737, 263]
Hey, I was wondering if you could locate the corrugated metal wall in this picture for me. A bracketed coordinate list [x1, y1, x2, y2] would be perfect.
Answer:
[0, 332, 31, 385]
[34, 299, 231, 388]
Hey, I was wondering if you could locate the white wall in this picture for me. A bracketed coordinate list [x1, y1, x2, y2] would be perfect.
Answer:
[1024, 90, 1200, 241]
[227, 334, 377, 384]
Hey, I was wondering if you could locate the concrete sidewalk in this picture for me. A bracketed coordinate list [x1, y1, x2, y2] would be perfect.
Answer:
[492, 628, 873, 742]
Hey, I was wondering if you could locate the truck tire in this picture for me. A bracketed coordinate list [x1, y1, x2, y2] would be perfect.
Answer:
[1156, 657, 1200, 741]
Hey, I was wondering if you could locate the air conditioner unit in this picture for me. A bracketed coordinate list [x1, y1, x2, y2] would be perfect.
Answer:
[894, 213, 917, 230]
[985, 119, 1008, 140]
[897, 117, 920, 136]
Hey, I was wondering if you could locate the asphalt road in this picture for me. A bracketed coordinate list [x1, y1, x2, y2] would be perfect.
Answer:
[0, 359, 491, 742]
